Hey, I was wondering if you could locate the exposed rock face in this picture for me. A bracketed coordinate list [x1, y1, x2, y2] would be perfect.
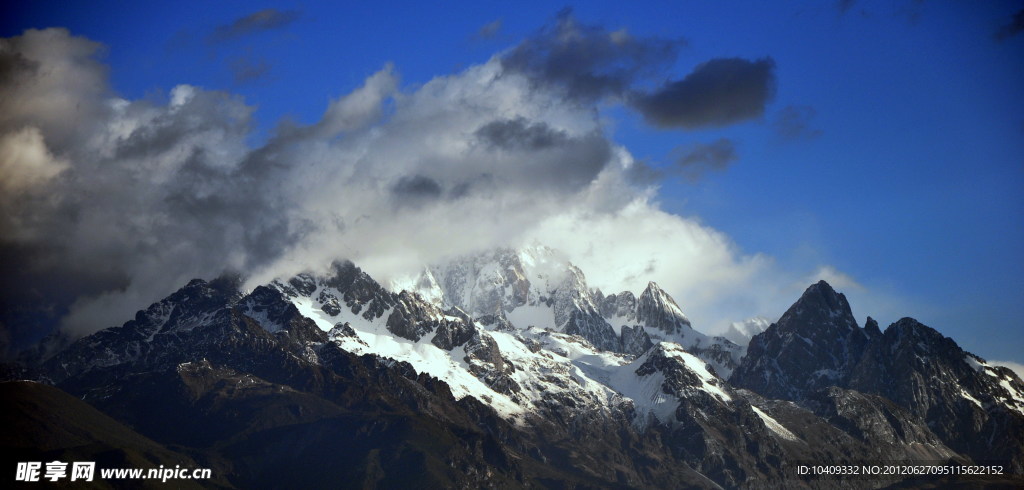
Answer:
[386, 290, 445, 342]
[629, 281, 743, 376]
[635, 343, 731, 408]
[326, 260, 398, 319]
[562, 308, 619, 352]
[849, 318, 1024, 472]
[46, 275, 252, 382]
[731, 281, 873, 400]
[636, 282, 692, 335]
[598, 290, 637, 323]
[474, 311, 515, 332]
[802, 386, 959, 460]
[418, 248, 531, 317]
[620, 325, 654, 356]
[733, 282, 1024, 473]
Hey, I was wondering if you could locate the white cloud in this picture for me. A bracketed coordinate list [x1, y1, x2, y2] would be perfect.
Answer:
[0, 28, 109, 154]
[0, 127, 68, 195]
[318, 63, 398, 135]
[801, 265, 864, 292]
[1, 28, 872, 343]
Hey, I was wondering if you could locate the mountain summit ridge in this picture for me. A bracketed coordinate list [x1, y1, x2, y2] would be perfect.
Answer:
[394, 246, 744, 375]
[6, 249, 1024, 487]
[732, 282, 1024, 473]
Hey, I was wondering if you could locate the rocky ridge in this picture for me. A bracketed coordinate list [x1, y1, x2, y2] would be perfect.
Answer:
[4, 251, 1022, 487]
[732, 280, 1024, 473]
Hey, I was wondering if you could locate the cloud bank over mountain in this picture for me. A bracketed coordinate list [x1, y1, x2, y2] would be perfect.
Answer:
[0, 21, 873, 346]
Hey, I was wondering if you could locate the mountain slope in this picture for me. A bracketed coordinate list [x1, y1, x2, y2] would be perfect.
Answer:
[8, 252, 1022, 487]
[732, 281, 1024, 473]
[33, 273, 731, 487]
[0, 380, 221, 489]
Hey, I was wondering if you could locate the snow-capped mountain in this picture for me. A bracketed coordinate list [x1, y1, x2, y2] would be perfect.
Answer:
[8, 250, 1024, 487]
[394, 246, 743, 376]
[267, 256, 741, 428]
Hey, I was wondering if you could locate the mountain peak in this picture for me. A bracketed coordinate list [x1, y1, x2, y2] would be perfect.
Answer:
[864, 316, 881, 337]
[729, 281, 864, 400]
[777, 280, 858, 333]
[637, 281, 691, 336]
[802, 280, 848, 311]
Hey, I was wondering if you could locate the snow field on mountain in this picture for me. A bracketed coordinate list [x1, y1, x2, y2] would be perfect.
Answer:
[292, 291, 526, 418]
[506, 305, 556, 331]
[290, 280, 743, 428]
[651, 342, 732, 403]
[608, 362, 679, 425]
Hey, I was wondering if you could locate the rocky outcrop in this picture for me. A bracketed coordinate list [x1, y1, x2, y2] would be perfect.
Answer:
[620, 324, 654, 356]
[636, 282, 692, 336]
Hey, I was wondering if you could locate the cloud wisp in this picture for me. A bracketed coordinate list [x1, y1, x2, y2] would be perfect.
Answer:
[994, 9, 1024, 41]
[475, 19, 503, 40]
[208, 9, 300, 43]
[229, 54, 271, 83]
[672, 138, 738, 181]
[836, 0, 858, 15]
[773, 105, 822, 141]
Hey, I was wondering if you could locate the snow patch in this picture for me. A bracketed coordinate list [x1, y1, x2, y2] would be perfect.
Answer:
[609, 366, 678, 425]
[667, 344, 732, 403]
[506, 304, 556, 330]
[959, 388, 983, 409]
[998, 379, 1024, 416]
[241, 307, 282, 333]
[964, 354, 986, 373]
[290, 290, 526, 420]
[751, 406, 800, 441]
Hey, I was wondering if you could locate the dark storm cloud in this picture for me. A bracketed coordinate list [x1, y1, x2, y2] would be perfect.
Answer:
[0, 29, 109, 153]
[672, 138, 737, 180]
[532, 132, 613, 190]
[472, 117, 613, 191]
[208, 9, 300, 43]
[0, 49, 38, 85]
[0, 26, 629, 354]
[0, 241, 129, 353]
[475, 117, 570, 150]
[995, 9, 1024, 41]
[773, 105, 822, 141]
[0, 30, 313, 347]
[475, 19, 503, 40]
[622, 159, 663, 186]
[114, 91, 250, 159]
[631, 57, 776, 129]
[500, 8, 683, 101]
[391, 175, 443, 203]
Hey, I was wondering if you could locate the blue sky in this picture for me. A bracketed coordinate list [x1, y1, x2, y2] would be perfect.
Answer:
[2, 1, 1022, 364]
